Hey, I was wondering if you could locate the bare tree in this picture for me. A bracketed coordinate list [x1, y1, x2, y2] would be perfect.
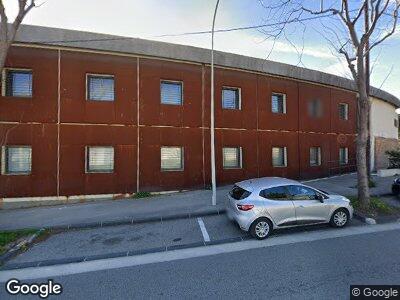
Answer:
[260, 0, 399, 209]
[0, 0, 37, 74]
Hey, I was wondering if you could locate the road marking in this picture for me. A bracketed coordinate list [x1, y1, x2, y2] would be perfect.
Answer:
[197, 217, 210, 242]
[1, 222, 400, 282]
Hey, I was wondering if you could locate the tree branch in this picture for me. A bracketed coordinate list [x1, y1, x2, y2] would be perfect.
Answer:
[13, 0, 36, 29]
[366, 2, 400, 53]
[339, 45, 357, 80]
[352, 1, 367, 25]
[0, 0, 8, 42]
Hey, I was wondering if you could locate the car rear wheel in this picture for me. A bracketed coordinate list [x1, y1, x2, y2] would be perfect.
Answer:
[330, 209, 349, 228]
[392, 184, 400, 196]
[250, 217, 272, 240]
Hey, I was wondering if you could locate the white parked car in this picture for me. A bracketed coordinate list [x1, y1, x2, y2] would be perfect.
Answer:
[226, 177, 354, 239]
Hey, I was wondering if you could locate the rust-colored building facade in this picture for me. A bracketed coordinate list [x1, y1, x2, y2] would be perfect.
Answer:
[3, 25, 396, 200]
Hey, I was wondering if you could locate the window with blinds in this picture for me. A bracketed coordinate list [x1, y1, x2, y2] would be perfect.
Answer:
[87, 75, 115, 101]
[339, 147, 348, 165]
[86, 146, 114, 173]
[3, 69, 33, 97]
[223, 147, 242, 169]
[160, 81, 183, 105]
[271, 93, 286, 114]
[161, 147, 184, 170]
[272, 147, 287, 167]
[310, 147, 322, 166]
[338, 103, 349, 120]
[222, 87, 240, 109]
[3, 146, 32, 174]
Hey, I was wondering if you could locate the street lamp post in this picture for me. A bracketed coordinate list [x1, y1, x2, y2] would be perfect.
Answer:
[210, 0, 220, 206]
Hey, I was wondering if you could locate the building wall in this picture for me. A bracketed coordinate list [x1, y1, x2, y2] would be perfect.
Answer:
[60, 124, 137, 196]
[370, 97, 399, 171]
[370, 98, 398, 139]
[0, 45, 358, 198]
[374, 136, 399, 170]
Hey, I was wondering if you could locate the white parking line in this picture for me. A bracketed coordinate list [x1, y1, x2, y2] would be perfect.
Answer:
[197, 217, 210, 242]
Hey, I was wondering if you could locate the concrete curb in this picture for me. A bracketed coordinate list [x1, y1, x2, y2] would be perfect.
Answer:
[0, 229, 45, 266]
[1, 234, 249, 271]
[1, 207, 227, 233]
[0, 189, 195, 210]
[2, 212, 394, 270]
[0, 207, 228, 266]
[353, 211, 377, 225]
[301, 172, 357, 183]
[52, 208, 227, 232]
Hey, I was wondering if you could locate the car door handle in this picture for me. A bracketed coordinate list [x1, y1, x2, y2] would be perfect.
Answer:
[299, 205, 305, 208]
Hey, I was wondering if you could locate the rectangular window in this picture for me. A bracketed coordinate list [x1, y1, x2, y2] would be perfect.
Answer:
[222, 87, 240, 109]
[272, 147, 287, 167]
[2, 146, 32, 174]
[308, 99, 322, 117]
[2, 69, 33, 97]
[339, 147, 348, 165]
[86, 146, 114, 173]
[223, 147, 242, 169]
[395, 118, 398, 128]
[160, 81, 183, 105]
[87, 74, 114, 101]
[161, 147, 184, 171]
[339, 103, 349, 120]
[309, 147, 322, 166]
[260, 186, 288, 200]
[271, 93, 286, 114]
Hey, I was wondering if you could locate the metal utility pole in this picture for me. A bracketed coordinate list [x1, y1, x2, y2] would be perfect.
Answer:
[210, 0, 220, 206]
[365, 1, 371, 177]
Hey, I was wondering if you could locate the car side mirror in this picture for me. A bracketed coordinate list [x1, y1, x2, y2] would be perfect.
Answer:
[316, 194, 324, 202]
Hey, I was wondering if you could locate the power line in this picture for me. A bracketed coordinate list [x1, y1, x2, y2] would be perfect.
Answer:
[27, 6, 396, 44]
[154, 14, 333, 37]
[30, 14, 334, 44]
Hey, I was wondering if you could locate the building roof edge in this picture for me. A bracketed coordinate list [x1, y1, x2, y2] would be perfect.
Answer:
[13, 24, 400, 108]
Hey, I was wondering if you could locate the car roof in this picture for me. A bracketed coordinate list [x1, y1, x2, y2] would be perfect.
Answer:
[235, 177, 301, 192]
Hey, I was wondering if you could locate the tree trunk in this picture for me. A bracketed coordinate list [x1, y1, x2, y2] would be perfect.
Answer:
[355, 56, 371, 209]
[0, 24, 13, 77]
[0, 40, 10, 75]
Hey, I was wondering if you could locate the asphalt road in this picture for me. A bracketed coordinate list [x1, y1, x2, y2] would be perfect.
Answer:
[3, 214, 363, 267]
[2, 227, 399, 299]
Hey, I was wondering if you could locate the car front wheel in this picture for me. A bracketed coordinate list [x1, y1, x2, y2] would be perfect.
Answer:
[330, 209, 349, 228]
[250, 217, 272, 240]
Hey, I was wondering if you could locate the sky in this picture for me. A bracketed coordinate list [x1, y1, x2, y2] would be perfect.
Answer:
[4, 0, 400, 98]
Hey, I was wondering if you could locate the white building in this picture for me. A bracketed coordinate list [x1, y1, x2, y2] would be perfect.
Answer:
[370, 97, 399, 171]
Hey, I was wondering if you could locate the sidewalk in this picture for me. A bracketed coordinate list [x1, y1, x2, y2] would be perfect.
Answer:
[0, 173, 396, 231]
[304, 173, 394, 197]
[0, 186, 231, 230]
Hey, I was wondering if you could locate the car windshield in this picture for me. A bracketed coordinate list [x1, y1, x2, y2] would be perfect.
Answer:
[229, 185, 251, 200]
